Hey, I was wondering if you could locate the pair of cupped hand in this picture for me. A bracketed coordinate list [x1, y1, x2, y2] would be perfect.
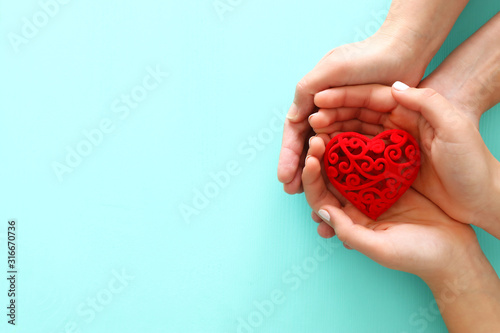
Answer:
[300, 81, 500, 281]
[277, 10, 500, 329]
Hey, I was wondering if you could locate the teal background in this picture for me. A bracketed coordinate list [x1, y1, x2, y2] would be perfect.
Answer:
[1, 0, 500, 332]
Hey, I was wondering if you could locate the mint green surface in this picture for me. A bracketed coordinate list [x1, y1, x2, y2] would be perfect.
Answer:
[1, 0, 499, 332]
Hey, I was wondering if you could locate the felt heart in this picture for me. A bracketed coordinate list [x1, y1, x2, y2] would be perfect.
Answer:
[323, 129, 420, 220]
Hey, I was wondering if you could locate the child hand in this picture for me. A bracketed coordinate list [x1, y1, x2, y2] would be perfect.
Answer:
[302, 135, 479, 279]
[310, 83, 500, 238]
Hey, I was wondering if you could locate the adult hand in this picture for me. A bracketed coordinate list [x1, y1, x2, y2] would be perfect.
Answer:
[277, 33, 428, 194]
[277, 0, 471, 194]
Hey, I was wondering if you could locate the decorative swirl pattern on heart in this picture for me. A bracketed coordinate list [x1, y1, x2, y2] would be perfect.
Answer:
[323, 129, 421, 220]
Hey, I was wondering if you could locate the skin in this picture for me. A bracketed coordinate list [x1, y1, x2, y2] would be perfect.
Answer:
[419, 11, 500, 127]
[302, 135, 500, 332]
[310, 11, 500, 238]
[277, 0, 470, 194]
[310, 84, 500, 238]
[288, 4, 500, 332]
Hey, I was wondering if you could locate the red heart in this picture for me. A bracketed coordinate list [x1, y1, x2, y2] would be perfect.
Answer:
[323, 129, 420, 220]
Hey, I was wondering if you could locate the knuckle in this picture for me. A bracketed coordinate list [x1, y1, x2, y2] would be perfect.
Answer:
[334, 229, 348, 243]
[419, 87, 439, 100]
[295, 79, 309, 95]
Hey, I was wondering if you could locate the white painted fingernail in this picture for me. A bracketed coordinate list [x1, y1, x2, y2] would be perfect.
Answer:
[318, 209, 330, 222]
[393, 81, 410, 91]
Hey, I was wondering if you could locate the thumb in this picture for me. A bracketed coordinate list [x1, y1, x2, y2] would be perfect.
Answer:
[391, 81, 463, 132]
[317, 206, 383, 256]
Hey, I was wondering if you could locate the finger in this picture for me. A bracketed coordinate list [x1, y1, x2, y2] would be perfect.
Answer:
[317, 188, 374, 228]
[341, 203, 375, 228]
[314, 84, 397, 111]
[317, 222, 336, 238]
[325, 182, 348, 207]
[292, 136, 310, 194]
[316, 206, 384, 255]
[313, 119, 385, 137]
[287, 59, 352, 122]
[284, 152, 305, 194]
[304, 140, 371, 232]
[312, 211, 323, 223]
[391, 82, 467, 135]
[278, 119, 310, 186]
[309, 107, 387, 129]
[314, 135, 354, 208]
[307, 136, 325, 158]
[316, 133, 331, 146]
[302, 139, 341, 212]
[283, 166, 303, 194]
[306, 136, 377, 214]
[418, 75, 481, 129]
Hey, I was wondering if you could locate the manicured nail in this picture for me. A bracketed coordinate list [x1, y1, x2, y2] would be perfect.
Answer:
[318, 209, 330, 222]
[393, 81, 410, 91]
[286, 103, 299, 120]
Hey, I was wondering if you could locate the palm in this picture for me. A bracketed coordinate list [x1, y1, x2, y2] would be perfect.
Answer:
[343, 187, 475, 277]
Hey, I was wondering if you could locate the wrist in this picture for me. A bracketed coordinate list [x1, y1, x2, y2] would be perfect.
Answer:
[424, 250, 500, 331]
[418, 12, 500, 122]
[424, 248, 497, 295]
[471, 47, 500, 116]
[376, 0, 469, 74]
[456, 46, 500, 120]
[367, 28, 429, 86]
[376, 22, 435, 70]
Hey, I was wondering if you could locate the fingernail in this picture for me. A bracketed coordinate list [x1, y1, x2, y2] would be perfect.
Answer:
[286, 103, 299, 120]
[393, 81, 410, 91]
[308, 136, 315, 145]
[343, 243, 353, 250]
[318, 209, 330, 222]
[305, 155, 312, 165]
